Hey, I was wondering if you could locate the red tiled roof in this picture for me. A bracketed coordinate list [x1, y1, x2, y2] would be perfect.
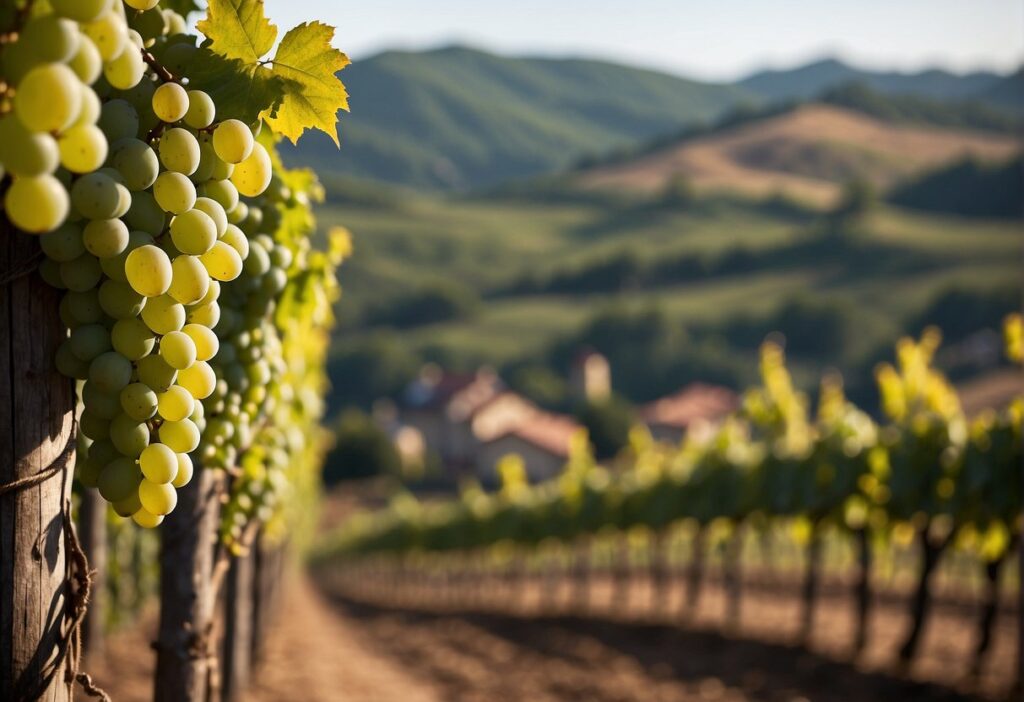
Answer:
[485, 412, 580, 458]
[640, 383, 738, 429]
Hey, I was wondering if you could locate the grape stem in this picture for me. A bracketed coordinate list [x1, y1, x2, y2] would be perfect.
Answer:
[141, 49, 177, 84]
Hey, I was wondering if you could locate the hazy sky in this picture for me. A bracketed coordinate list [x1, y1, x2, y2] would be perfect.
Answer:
[261, 0, 1024, 80]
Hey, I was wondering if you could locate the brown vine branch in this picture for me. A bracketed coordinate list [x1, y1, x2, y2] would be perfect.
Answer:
[142, 48, 177, 84]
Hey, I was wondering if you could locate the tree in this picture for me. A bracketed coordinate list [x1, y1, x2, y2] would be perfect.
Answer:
[576, 395, 634, 460]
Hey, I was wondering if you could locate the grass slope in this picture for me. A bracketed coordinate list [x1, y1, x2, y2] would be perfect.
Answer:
[282, 45, 751, 190]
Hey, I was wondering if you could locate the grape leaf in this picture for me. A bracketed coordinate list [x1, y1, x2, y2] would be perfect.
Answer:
[188, 48, 286, 124]
[196, 0, 277, 64]
[262, 22, 350, 146]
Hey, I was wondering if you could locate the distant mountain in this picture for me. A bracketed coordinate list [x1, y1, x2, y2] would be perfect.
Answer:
[975, 68, 1024, 111]
[739, 57, 1007, 104]
[281, 45, 752, 190]
[889, 155, 1024, 218]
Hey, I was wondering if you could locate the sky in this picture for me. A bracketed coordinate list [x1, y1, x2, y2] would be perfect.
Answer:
[262, 0, 1024, 81]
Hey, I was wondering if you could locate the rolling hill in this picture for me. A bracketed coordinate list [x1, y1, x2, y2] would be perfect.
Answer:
[573, 103, 1021, 205]
[282, 45, 752, 190]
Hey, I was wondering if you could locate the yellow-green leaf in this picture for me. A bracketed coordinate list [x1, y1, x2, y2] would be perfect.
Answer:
[263, 22, 349, 146]
[188, 48, 286, 124]
[196, 0, 277, 64]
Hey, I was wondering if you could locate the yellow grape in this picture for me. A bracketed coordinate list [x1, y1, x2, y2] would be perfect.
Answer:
[160, 330, 197, 370]
[140, 294, 185, 335]
[0, 116, 59, 176]
[81, 12, 127, 61]
[4, 175, 69, 233]
[184, 90, 216, 129]
[132, 508, 164, 528]
[168, 254, 211, 305]
[125, 244, 172, 297]
[199, 241, 243, 281]
[104, 42, 146, 90]
[170, 209, 217, 254]
[139, 443, 177, 484]
[159, 127, 200, 175]
[58, 125, 108, 174]
[14, 63, 81, 133]
[153, 171, 196, 214]
[152, 82, 189, 123]
[159, 418, 200, 453]
[212, 119, 253, 163]
[172, 453, 194, 488]
[157, 385, 194, 422]
[139, 479, 177, 516]
[176, 361, 215, 400]
[183, 323, 219, 362]
[230, 142, 272, 197]
[82, 218, 129, 258]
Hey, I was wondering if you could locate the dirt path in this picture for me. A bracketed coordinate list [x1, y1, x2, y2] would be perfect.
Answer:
[89, 574, 439, 702]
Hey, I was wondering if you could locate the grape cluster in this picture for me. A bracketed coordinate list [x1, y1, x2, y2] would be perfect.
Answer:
[0, 0, 274, 528]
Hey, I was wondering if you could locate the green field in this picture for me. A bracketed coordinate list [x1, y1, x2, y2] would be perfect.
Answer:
[319, 186, 1021, 409]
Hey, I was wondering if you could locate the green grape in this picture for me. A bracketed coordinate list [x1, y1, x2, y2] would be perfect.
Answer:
[57, 125, 108, 174]
[197, 279, 221, 306]
[270, 245, 293, 270]
[184, 90, 215, 129]
[199, 241, 243, 281]
[110, 413, 150, 457]
[104, 42, 145, 90]
[158, 385, 194, 422]
[111, 138, 159, 191]
[52, 0, 108, 23]
[132, 508, 163, 528]
[139, 479, 177, 515]
[137, 354, 177, 393]
[59, 253, 102, 292]
[97, 457, 140, 503]
[1, 40, 39, 88]
[69, 324, 111, 362]
[55, 342, 89, 379]
[40, 224, 85, 263]
[140, 443, 177, 483]
[172, 452, 194, 488]
[0, 117, 59, 177]
[83, 382, 122, 420]
[183, 323, 219, 362]
[82, 218, 129, 258]
[68, 36, 103, 84]
[81, 12, 127, 62]
[112, 492, 142, 518]
[98, 99, 139, 143]
[125, 0, 161, 12]
[99, 280, 146, 319]
[153, 171, 196, 214]
[101, 229, 153, 282]
[230, 142, 272, 197]
[74, 85, 102, 127]
[160, 330, 196, 370]
[65, 289, 102, 325]
[176, 361, 215, 400]
[71, 172, 121, 220]
[212, 119, 253, 164]
[159, 127, 200, 175]
[186, 301, 221, 329]
[209, 148, 234, 180]
[89, 351, 133, 394]
[193, 141, 216, 182]
[160, 42, 197, 77]
[159, 418, 200, 453]
[14, 63, 81, 133]
[125, 244, 172, 297]
[168, 255, 210, 305]
[244, 243, 271, 276]
[227, 201, 248, 225]
[170, 209, 216, 255]
[111, 318, 155, 360]
[131, 8, 168, 42]
[119, 77, 157, 127]
[5, 175, 68, 233]
[124, 192, 165, 233]
[79, 409, 111, 440]
[192, 197, 228, 238]
[141, 294, 185, 334]
[152, 82, 189, 123]
[21, 15, 80, 64]
[126, 29, 145, 52]
[200, 179, 238, 213]
[120, 382, 159, 421]
[164, 11, 188, 36]
[79, 439, 117, 487]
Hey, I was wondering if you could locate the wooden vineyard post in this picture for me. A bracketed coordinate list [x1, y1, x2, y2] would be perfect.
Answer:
[154, 468, 224, 702]
[78, 489, 107, 661]
[0, 226, 77, 701]
[221, 545, 255, 702]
